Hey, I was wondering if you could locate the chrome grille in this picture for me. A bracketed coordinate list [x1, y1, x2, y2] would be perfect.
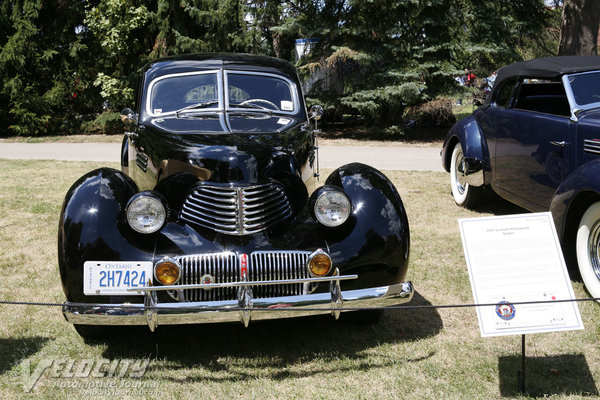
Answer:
[180, 183, 292, 235]
[136, 153, 148, 172]
[176, 252, 239, 302]
[249, 251, 311, 298]
[173, 251, 311, 301]
[584, 139, 600, 155]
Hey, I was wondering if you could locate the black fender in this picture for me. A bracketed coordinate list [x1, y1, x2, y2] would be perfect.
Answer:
[322, 163, 410, 288]
[58, 168, 153, 303]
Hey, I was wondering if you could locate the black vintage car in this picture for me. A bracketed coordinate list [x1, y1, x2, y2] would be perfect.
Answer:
[59, 54, 413, 337]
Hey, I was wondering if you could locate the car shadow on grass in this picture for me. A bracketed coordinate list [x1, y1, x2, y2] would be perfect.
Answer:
[0, 337, 50, 375]
[85, 290, 441, 380]
[498, 353, 598, 397]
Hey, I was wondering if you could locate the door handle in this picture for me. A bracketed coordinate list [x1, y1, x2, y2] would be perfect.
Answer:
[550, 141, 565, 148]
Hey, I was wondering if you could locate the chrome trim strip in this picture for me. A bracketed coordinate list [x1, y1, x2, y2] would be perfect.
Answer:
[63, 282, 414, 326]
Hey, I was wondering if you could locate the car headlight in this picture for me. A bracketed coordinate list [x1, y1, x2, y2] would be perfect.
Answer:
[126, 192, 166, 234]
[154, 257, 181, 285]
[306, 249, 332, 277]
[314, 187, 352, 227]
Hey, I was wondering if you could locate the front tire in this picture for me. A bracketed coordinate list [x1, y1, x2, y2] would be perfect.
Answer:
[450, 143, 481, 207]
[576, 202, 600, 299]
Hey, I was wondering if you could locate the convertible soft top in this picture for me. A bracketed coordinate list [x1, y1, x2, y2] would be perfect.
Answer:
[487, 56, 600, 104]
[495, 56, 600, 87]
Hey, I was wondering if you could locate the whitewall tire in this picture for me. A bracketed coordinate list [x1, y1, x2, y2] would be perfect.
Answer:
[576, 201, 600, 299]
[450, 143, 480, 207]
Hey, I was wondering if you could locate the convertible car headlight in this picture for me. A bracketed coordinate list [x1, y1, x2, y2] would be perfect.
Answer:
[126, 192, 166, 234]
[314, 188, 352, 227]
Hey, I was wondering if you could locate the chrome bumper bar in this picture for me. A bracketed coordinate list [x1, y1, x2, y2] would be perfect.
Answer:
[63, 281, 414, 330]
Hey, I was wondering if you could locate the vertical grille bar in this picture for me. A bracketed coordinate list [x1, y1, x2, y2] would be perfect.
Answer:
[172, 251, 312, 301]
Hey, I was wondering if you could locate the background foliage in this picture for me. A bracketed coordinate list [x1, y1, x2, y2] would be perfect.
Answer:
[0, 0, 562, 136]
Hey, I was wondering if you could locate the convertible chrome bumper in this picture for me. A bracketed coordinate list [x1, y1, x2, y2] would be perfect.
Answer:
[63, 281, 414, 330]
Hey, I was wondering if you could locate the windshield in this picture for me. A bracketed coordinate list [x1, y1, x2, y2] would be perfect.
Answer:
[226, 72, 295, 112]
[565, 71, 600, 108]
[146, 71, 297, 117]
[148, 72, 219, 115]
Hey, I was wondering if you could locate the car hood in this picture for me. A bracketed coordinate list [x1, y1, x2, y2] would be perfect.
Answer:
[136, 114, 312, 185]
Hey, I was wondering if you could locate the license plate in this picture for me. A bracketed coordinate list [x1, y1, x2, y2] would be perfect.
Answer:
[83, 261, 153, 295]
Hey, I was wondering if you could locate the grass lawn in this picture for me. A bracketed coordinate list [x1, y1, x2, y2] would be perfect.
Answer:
[0, 159, 598, 399]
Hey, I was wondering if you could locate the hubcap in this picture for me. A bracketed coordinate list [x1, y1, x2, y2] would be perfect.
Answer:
[588, 220, 600, 281]
[454, 152, 467, 195]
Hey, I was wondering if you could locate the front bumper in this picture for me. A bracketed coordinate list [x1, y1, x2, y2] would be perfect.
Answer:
[63, 281, 414, 330]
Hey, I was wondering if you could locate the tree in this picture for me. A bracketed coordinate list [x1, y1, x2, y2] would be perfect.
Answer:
[0, 0, 101, 135]
[295, 0, 553, 128]
[558, 0, 600, 56]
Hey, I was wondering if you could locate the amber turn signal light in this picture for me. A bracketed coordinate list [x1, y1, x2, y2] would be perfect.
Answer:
[306, 249, 332, 277]
[154, 258, 181, 285]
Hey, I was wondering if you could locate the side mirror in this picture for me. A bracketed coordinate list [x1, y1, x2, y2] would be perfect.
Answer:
[308, 105, 324, 121]
[120, 108, 138, 125]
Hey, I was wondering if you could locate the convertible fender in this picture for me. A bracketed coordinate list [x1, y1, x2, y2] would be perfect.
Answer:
[442, 116, 490, 186]
[58, 168, 153, 303]
[324, 163, 410, 287]
[549, 159, 600, 241]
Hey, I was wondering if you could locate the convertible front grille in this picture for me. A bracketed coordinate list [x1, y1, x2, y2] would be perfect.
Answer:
[173, 251, 311, 302]
[584, 139, 600, 155]
[180, 183, 292, 235]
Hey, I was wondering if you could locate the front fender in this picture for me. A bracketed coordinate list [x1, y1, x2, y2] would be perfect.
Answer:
[550, 159, 600, 240]
[442, 116, 489, 180]
[324, 163, 410, 287]
[58, 168, 153, 303]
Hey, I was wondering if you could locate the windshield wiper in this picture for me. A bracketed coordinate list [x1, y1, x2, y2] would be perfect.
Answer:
[229, 103, 273, 115]
[175, 101, 219, 116]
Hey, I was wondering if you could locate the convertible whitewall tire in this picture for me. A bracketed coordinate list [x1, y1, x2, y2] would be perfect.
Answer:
[450, 143, 480, 207]
[576, 201, 600, 299]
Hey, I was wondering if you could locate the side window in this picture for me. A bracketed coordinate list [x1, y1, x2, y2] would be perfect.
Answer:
[493, 78, 518, 108]
[513, 80, 570, 117]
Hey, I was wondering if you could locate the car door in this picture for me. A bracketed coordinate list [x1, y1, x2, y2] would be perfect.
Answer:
[491, 81, 572, 211]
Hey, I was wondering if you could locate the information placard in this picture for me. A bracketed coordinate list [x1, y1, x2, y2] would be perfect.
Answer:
[459, 212, 584, 337]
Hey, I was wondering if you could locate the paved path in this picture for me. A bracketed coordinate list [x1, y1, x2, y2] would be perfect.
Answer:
[0, 142, 444, 171]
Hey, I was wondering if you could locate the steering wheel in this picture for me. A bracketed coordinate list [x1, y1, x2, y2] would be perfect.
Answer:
[240, 98, 280, 110]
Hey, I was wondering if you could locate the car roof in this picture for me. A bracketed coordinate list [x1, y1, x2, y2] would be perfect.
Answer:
[143, 53, 299, 82]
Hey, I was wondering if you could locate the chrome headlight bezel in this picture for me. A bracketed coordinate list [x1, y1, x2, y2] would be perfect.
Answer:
[126, 192, 167, 234]
[312, 186, 352, 227]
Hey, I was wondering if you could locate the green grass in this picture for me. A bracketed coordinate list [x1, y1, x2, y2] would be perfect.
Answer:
[0, 160, 598, 399]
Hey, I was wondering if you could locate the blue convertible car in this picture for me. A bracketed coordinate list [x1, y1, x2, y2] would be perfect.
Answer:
[442, 56, 600, 298]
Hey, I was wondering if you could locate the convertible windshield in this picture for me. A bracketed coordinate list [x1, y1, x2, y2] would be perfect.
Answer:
[147, 71, 296, 116]
[567, 71, 600, 107]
